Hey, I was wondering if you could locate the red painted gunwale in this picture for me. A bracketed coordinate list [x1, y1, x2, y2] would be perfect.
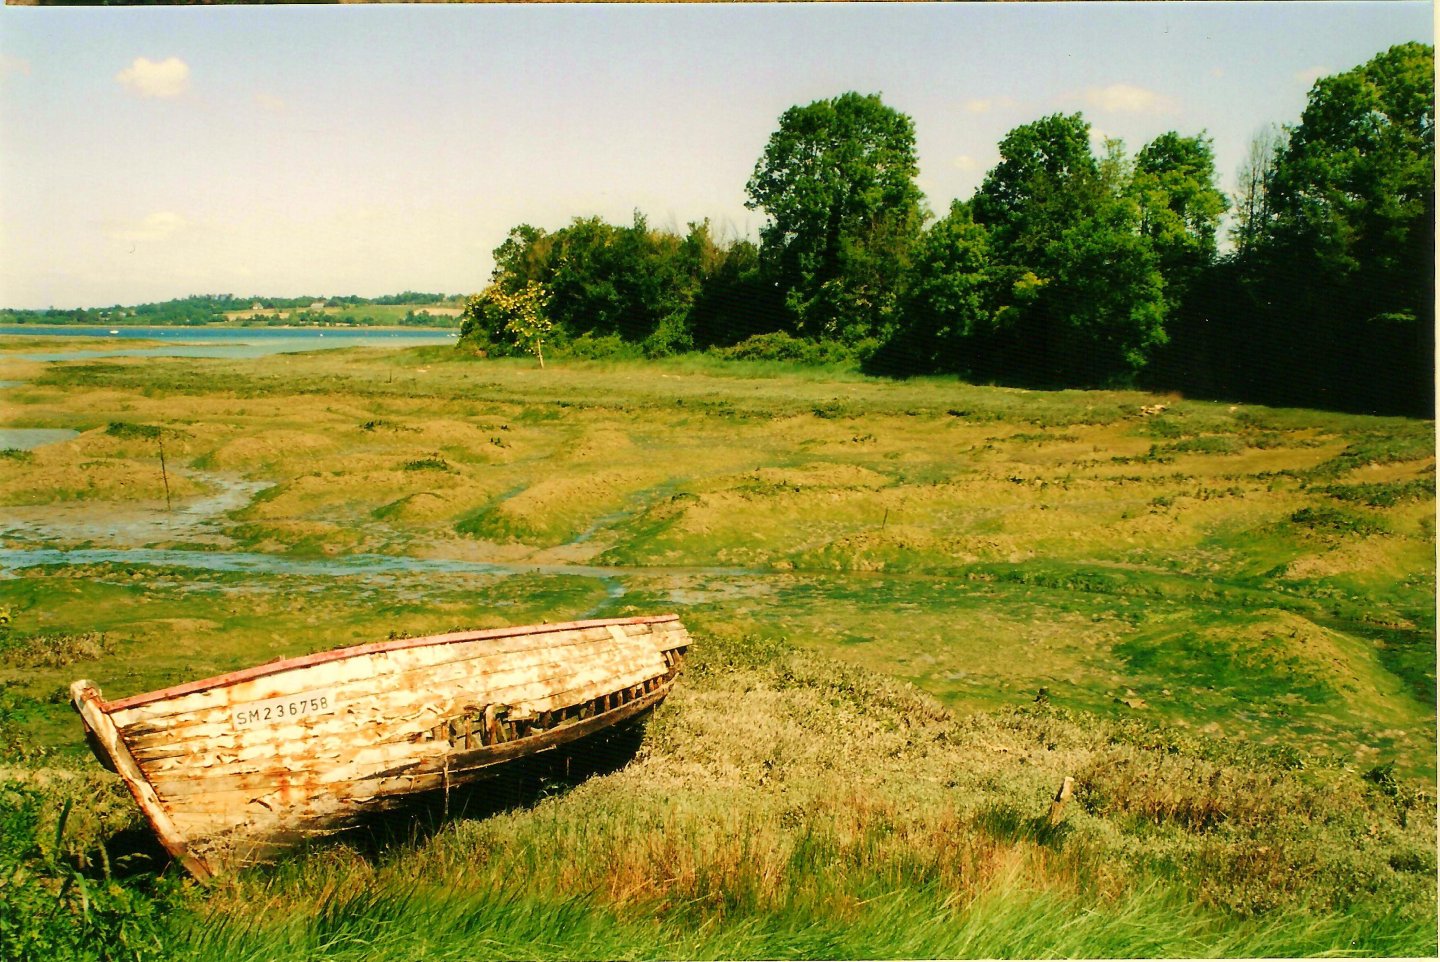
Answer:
[103, 614, 681, 713]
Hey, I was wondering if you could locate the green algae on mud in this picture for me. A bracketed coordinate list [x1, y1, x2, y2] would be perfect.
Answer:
[0, 340, 1435, 957]
[0, 342, 1433, 783]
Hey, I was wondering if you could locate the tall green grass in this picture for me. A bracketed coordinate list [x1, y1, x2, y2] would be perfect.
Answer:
[179, 875, 1430, 961]
[1, 618, 1434, 961]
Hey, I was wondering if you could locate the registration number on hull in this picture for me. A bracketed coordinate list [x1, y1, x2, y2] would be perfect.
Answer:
[231, 688, 338, 728]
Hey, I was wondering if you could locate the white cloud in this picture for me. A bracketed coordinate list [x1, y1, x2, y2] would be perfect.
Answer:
[254, 92, 287, 113]
[0, 54, 31, 81]
[963, 96, 1017, 114]
[1294, 66, 1331, 88]
[1082, 83, 1176, 114]
[1209, 67, 1225, 79]
[108, 211, 188, 243]
[115, 57, 190, 99]
[952, 154, 980, 171]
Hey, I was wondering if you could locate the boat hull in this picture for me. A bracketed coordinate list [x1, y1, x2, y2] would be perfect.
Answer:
[71, 614, 690, 878]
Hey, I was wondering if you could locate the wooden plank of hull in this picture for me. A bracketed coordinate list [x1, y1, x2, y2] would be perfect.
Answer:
[72, 615, 689, 878]
[122, 639, 674, 779]
[147, 675, 677, 803]
[70, 682, 213, 880]
[112, 619, 686, 731]
[181, 686, 670, 875]
[105, 615, 683, 717]
[120, 628, 669, 745]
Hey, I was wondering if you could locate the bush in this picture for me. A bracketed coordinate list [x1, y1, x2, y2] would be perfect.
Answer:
[1, 632, 113, 669]
[709, 332, 857, 366]
[641, 315, 695, 358]
[1321, 478, 1435, 508]
[1290, 505, 1387, 536]
[401, 457, 450, 472]
[557, 333, 641, 361]
[104, 422, 162, 441]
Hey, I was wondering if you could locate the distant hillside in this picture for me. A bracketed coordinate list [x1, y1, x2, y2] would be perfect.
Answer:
[0, 292, 465, 329]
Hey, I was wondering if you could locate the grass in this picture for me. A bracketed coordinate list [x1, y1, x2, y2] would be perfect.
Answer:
[2, 629, 1433, 959]
[0, 336, 1433, 957]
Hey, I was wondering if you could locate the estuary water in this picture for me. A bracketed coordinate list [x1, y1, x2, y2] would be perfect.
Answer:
[0, 325, 456, 361]
[0, 323, 754, 616]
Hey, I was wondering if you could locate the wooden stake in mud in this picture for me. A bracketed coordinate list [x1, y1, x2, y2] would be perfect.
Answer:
[157, 434, 172, 512]
[1048, 775, 1075, 826]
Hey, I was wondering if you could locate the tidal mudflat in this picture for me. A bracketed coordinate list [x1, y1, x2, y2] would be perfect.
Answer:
[0, 339, 1433, 958]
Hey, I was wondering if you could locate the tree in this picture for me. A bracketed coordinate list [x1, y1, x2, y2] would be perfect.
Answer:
[686, 238, 778, 349]
[490, 224, 554, 290]
[1228, 125, 1287, 256]
[1132, 132, 1227, 304]
[1225, 42, 1434, 415]
[745, 92, 926, 344]
[461, 281, 553, 366]
[884, 200, 995, 375]
[1268, 42, 1433, 321]
[971, 112, 1097, 261]
[971, 116, 1167, 385]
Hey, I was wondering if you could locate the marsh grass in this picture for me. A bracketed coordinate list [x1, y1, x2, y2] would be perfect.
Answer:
[0, 631, 114, 668]
[7, 627, 1430, 960]
[0, 339, 1433, 957]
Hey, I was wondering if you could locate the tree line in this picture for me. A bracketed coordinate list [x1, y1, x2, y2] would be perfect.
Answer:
[463, 43, 1432, 417]
[1, 292, 459, 328]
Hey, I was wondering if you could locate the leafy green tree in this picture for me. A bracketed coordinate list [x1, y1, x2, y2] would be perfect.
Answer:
[971, 115, 1167, 385]
[686, 238, 779, 349]
[882, 200, 995, 374]
[745, 92, 926, 345]
[490, 225, 554, 290]
[1268, 42, 1433, 324]
[1167, 44, 1433, 415]
[971, 112, 1097, 261]
[1132, 132, 1227, 304]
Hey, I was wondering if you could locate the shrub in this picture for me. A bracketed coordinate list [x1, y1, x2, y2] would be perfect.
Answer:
[709, 332, 856, 366]
[0, 782, 176, 962]
[1290, 505, 1387, 536]
[1, 632, 113, 669]
[641, 315, 695, 358]
[401, 457, 450, 472]
[104, 422, 161, 440]
[558, 333, 641, 361]
[1321, 478, 1435, 508]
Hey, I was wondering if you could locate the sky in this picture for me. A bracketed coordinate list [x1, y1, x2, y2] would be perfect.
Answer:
[0, 2, 1431, 310]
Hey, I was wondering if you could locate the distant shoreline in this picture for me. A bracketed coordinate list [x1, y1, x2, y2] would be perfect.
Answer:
[0, 323, 456, 334]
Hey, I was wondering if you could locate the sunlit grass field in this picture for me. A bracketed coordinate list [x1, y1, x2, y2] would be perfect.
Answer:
[0, 339, 1434, 958]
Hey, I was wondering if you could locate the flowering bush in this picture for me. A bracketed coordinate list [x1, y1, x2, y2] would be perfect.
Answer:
[460, 281, 554, 367]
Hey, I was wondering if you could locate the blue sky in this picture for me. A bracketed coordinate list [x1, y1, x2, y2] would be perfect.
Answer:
[0, 3, 1431, 309]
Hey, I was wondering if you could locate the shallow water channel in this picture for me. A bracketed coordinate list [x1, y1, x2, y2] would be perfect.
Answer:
[0, 428, 80, 450]
[0, 329, 768, 619]
[0, 325, 455, 362]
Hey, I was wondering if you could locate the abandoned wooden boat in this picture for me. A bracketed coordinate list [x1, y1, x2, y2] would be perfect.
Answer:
[71, 614, 690, 879]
